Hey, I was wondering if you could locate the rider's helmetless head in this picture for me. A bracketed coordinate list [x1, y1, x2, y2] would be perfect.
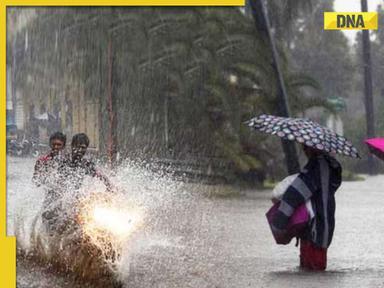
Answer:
[49, 132, 66, 156]
[71, 133, 90, 160]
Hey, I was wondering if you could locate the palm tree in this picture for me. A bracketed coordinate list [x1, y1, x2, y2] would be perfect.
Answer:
[14, 7, 333, 181]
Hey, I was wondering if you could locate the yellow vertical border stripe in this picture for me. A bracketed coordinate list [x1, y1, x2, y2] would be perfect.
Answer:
[324, 12, 378, 30]
[1, 1, 245, 288]
[1, 2, 17, 288]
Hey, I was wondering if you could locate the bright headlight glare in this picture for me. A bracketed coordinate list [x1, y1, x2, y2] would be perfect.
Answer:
[92, 206, 140, 238]
[79, 194, 143, 243]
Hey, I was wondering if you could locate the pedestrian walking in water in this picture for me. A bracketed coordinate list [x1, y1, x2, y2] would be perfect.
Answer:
[272, 145, 342, 270]
[246, 114, 360, 270]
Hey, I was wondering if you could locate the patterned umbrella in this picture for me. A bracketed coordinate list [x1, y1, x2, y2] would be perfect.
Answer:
[365, 138, 384, 161]
[246, 114, 360, 158]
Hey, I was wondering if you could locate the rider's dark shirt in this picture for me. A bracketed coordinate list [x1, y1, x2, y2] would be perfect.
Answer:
[58, 157, 98, 191]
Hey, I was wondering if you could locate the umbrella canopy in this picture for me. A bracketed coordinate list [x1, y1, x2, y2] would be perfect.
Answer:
[246, 114, 359, 158]
[365, 138, 384, 161]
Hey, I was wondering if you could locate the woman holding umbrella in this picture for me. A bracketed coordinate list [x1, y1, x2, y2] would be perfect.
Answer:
[247, 114, 359, 271]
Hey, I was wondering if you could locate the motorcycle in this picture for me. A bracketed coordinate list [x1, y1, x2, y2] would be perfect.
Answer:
[7, 137, 46, 157]
[39, 190, 142, 286]
[7, 139, 24, 156]
[42, 190, 143, 261]
[29, 138, 48, 157]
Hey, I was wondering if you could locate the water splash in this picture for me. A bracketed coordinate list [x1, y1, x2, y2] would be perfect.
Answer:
[8, 156, 213, 286]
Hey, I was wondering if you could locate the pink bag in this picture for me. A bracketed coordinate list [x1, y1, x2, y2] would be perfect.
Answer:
[266, 201, 310, 245]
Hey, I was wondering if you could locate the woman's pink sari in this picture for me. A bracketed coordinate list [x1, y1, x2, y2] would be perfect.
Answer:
[266, 202, 310, 245]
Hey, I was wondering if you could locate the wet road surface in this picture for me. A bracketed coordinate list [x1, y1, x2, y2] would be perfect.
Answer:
[7, 157, 384, 288]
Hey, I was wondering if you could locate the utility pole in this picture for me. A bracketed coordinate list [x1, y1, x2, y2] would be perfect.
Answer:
[361, 0, 377, 175]
[249, 0, 300, 174]
[107, 35, 117, 166]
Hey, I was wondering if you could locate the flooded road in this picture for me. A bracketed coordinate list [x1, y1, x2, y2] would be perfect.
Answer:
[7, 156, 384, 288]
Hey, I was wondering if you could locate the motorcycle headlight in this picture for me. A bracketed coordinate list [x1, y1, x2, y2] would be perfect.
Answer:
[78, 193, 144, 244]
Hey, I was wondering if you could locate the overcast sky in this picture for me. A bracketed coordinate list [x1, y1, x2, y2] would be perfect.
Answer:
[333, 0, 383, 43]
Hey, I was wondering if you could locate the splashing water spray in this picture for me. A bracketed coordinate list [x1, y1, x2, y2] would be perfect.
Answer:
[9, 157, 216, 287]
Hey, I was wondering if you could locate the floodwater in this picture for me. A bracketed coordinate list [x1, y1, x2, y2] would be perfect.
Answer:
[7, 156, 384, 288]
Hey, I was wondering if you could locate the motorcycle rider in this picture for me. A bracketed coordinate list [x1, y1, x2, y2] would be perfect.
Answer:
[59, 133, 113, 191]
[42, 133, 114, 235]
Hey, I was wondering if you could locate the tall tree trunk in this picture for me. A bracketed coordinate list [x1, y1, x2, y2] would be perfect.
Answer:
[361, 0, 377, 175]
[249, 0, 300, 174]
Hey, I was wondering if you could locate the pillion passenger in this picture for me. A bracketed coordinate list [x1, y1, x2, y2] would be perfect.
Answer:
[32, 131, 66, 187]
